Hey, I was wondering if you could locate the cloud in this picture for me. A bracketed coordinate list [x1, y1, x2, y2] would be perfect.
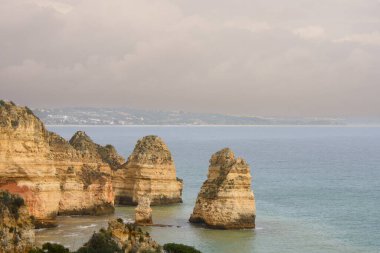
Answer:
[224, 18, 272, 33]
[28, 0, 73, 14]
[293, 26, 326, 40]
[0, 0, 379, 117]
[334, 32, 380, 46]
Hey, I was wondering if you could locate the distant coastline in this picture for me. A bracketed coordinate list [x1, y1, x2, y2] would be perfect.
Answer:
[33, 107, 346, 126]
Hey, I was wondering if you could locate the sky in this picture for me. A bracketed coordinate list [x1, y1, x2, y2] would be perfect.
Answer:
[0, 0, 379, 117]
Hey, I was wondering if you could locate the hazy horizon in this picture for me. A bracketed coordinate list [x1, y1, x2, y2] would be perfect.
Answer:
[1, 0, 379, 118]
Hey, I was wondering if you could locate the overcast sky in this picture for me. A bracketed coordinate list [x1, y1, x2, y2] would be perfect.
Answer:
[1, 0, 379, 117]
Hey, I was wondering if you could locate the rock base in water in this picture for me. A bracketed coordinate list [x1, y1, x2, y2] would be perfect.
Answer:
[135, 196, 153, 225]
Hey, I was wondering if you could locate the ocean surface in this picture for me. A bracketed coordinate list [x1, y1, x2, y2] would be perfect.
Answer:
[36, 126, 380, 253]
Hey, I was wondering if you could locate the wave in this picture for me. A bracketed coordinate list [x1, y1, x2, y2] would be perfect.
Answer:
[78, 224, 97, 229]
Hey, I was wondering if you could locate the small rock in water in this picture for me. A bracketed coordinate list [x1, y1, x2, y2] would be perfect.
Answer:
[135, 195, 153, 225]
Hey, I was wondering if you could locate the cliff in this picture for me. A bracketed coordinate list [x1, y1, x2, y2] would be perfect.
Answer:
[189, 148, 256, 229]
[0, 191, 34, 253]
[113, 135, 183, 205]
[0, 101, 122, 224]
[69, 131, 125, 171]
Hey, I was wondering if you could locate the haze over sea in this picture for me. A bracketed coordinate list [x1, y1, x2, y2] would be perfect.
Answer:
[36, 126, 380, 253]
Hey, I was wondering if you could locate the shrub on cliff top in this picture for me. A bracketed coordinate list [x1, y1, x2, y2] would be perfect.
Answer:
[163, 243, 202, 253]
[0, 191, 25, 219]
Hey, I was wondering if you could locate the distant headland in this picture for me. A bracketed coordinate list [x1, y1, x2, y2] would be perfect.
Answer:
[32, 107, 345, 126]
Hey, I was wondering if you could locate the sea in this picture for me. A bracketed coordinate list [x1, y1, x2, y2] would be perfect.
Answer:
[35, 126, 380, 253]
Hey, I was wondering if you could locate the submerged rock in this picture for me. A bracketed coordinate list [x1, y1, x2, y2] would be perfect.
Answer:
[0, 101, 123, 223]
[113, 135, 183, 205]
[135, 195, 153, 225]
[189, 148, 256, 229]
[0, 191, 35, 253]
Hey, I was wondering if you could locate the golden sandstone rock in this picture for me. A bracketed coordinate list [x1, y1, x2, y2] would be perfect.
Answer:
[1, 100, 256, 233]
[134, 195, 153, 225]
[189, 148, 256, 229]
[0, 101, 116, 225]
[108, 219, 162, 252]
[113, 135, 183, 205]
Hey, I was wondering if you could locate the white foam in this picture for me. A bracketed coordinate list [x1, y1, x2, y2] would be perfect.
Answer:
[78, 224, 97, 229]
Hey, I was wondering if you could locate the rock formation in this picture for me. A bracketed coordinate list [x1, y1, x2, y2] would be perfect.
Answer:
[69, 131, 126, 171]
[134, 195, 153, 225]
[189, 148, 256, 229]
[0, 101, 124, 225]
[0, 191, 35, 253]
[107, 219, 162, 253]
[113, 135, 183, 205]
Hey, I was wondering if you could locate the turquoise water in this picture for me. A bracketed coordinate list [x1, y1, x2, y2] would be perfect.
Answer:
[37, 126, 380, 253]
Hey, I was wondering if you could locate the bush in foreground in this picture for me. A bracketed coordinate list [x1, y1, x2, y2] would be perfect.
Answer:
[76, 229, 122, 253]
[163, 243, 201, 253]
[29, 243, 70, 253]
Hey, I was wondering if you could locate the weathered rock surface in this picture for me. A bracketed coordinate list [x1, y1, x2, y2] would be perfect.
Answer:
[69, 131, 126, 171]
[0, 101, 122, 223]
[134, 195, 153, 225]
[189, 148, 256, 229]
[113, 135, 183, 205]
[108, 219, 162, 253]
[0, 191, 35, 253]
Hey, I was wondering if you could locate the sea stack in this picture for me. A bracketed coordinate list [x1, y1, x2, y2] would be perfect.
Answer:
[189, 148, 256, 229]
[0, 101, 124, 225]
[135, 195, 153, 225]
[113, 135, 183, 205]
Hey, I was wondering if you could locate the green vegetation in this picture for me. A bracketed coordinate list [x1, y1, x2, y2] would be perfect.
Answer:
[76, 229, 122, 253]
[29, 230, 122, 253]
[29, 243, 70, 253]
[0, 99, 5, 106]
[163, 243, 202, 253]
[0, 191, 25, 219]
[25, 106, 36, 116]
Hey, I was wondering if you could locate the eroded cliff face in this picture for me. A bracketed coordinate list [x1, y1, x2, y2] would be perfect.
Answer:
[0, 191, 35, 253]
[189, 148, 256, 229]
[113, 135, 183, 205]
[0, 101, 121, 223]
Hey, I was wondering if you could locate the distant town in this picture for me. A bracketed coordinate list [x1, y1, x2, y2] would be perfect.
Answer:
[32, 107, 345, 125]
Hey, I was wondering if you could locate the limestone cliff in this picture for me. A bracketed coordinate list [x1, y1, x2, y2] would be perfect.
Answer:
[189, 148, 256, 229]
[113, 135, 183, 205]
[0, 101, 121, 223]
[69, 131, 125, 171]
[0, 191, 35, 253]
